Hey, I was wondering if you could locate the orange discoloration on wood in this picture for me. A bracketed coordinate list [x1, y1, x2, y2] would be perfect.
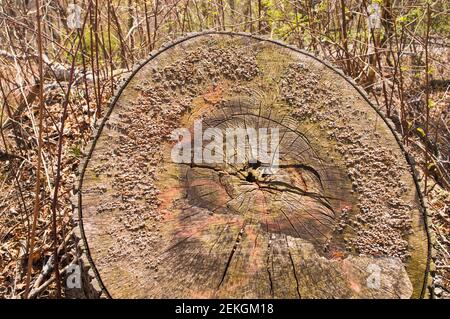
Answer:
[158, 186, 182, 210]
[202, 84, 227, 105]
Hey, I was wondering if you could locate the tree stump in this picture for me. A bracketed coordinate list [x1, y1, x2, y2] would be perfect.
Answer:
[77, 32, 430, 299]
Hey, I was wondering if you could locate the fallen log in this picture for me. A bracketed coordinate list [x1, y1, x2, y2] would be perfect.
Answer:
[77, 32, 431, 299]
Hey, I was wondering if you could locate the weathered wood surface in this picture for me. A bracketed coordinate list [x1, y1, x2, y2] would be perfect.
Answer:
[78, 32, 430, 299]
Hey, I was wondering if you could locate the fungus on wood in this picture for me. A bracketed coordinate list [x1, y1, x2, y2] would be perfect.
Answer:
[78, 32, 430, 299]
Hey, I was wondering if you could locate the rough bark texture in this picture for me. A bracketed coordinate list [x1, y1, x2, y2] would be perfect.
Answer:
[77, 33, 430, 299]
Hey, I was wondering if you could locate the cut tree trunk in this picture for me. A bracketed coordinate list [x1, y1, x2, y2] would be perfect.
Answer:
[77, 32, 430, 299]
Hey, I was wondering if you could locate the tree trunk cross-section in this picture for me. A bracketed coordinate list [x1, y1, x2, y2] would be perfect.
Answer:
[78, 32, 430, 299]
